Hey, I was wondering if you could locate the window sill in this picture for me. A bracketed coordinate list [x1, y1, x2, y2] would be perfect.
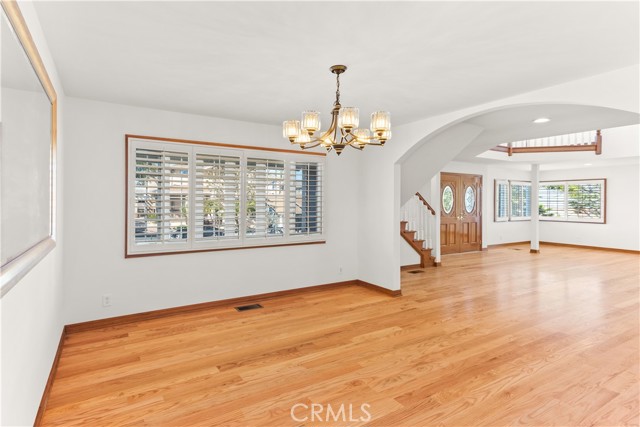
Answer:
[540, 219, 606, 224]
[125, 240, 326, 258]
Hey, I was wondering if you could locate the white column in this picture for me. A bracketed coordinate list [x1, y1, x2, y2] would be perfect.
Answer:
[531, 163, 540, 253]
[431, 174, 441, 264]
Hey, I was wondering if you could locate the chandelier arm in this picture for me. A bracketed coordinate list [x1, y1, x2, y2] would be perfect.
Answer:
[300, 141, 323, 150]
[317, 119, 337, 142]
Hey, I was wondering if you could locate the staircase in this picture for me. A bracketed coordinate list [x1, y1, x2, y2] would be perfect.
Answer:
[400, 192, 436, 268]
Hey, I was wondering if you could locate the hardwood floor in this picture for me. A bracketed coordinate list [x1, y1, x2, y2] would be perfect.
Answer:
[41, 244, 639, 426]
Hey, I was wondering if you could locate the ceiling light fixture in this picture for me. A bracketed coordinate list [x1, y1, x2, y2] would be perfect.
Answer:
[533, 117, 551, 124]
[283, 65, 391, 155]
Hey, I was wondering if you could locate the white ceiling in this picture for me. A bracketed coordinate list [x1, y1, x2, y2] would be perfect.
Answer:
[34, 1, 639, 127]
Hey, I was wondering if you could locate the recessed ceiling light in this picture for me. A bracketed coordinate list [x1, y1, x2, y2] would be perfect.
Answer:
[533, 117, 551, 124]
[584, 163, 592, 166]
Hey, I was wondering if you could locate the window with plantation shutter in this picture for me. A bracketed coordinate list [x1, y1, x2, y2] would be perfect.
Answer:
[132, 145, 189, 249]
[290, 162, 323, 236]
[194, 152, 241, 243]
[127, 136, 325, 256]
[539, 179, 605, 223]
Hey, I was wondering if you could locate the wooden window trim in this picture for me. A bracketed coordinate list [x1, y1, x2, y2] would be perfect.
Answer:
[125, 240, 326, 259]
[125, 134, 326, 157]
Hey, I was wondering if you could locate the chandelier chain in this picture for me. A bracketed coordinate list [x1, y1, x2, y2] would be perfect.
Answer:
[335, 73, 341, 106]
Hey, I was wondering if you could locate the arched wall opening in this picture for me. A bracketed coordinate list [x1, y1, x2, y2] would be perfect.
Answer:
[357, 65, 639, 292]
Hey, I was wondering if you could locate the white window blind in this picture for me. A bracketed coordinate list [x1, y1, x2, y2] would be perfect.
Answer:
[133, 146, 189, 246]
[290, 162, 323, 235]
[194, 152, 241, 242]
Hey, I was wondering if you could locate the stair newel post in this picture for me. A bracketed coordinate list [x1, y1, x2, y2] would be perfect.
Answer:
[426, 207, 431, 249]
[412, 196, 417, 241]
[410, 197, 416, 234]
[418, 197, 425, 243]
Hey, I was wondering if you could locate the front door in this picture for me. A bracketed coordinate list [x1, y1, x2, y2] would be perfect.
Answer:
[440, 173, 482, 254]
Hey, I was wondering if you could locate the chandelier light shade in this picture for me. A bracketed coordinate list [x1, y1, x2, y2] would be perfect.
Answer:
[283, 120, 300, 140]
[371, 111, 391, 134]
[301, 111, 321, 134]
[338, 107, 359, 130]
[282, 65, 391, 155]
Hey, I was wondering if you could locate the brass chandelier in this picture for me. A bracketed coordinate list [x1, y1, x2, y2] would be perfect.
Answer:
[283, 65, 391, 155]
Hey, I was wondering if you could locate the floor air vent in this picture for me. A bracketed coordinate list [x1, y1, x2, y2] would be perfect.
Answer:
[235, 303, 263, 312]
[408, 270, 424, 274]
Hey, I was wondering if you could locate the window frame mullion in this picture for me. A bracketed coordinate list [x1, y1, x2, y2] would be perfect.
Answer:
[187, 146, 196, 249]
[283, 160, 291, 239]
[239, 151, 247, 246]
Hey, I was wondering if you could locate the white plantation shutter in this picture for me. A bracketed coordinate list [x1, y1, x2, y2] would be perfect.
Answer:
[509, 181, 531, 220]
[494, 180, 509, 222]
[539, 182, 566, 220]
[246, 158, 285, 239]
[133, 146, 189, 246]
[289, 161, 323, 235]
[194, 152, 241, 242]
[566, 181, 604, 222]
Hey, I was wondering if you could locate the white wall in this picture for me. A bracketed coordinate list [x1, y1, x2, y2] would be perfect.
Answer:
[0, 2, 66, 425]
[62, 97, 360, 324]
[540, 161, 640, 250]
[400, 240, 420, 267]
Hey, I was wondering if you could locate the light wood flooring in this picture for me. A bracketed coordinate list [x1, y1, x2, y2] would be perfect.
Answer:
[41, 244, 639, 426]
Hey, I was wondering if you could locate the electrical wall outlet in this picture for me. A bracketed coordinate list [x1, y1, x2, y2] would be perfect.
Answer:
[102, 294, 112, 307]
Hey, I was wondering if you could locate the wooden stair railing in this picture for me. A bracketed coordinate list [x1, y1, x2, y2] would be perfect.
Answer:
[415, 192, 435, 215]
[400, 192, 436, 268]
